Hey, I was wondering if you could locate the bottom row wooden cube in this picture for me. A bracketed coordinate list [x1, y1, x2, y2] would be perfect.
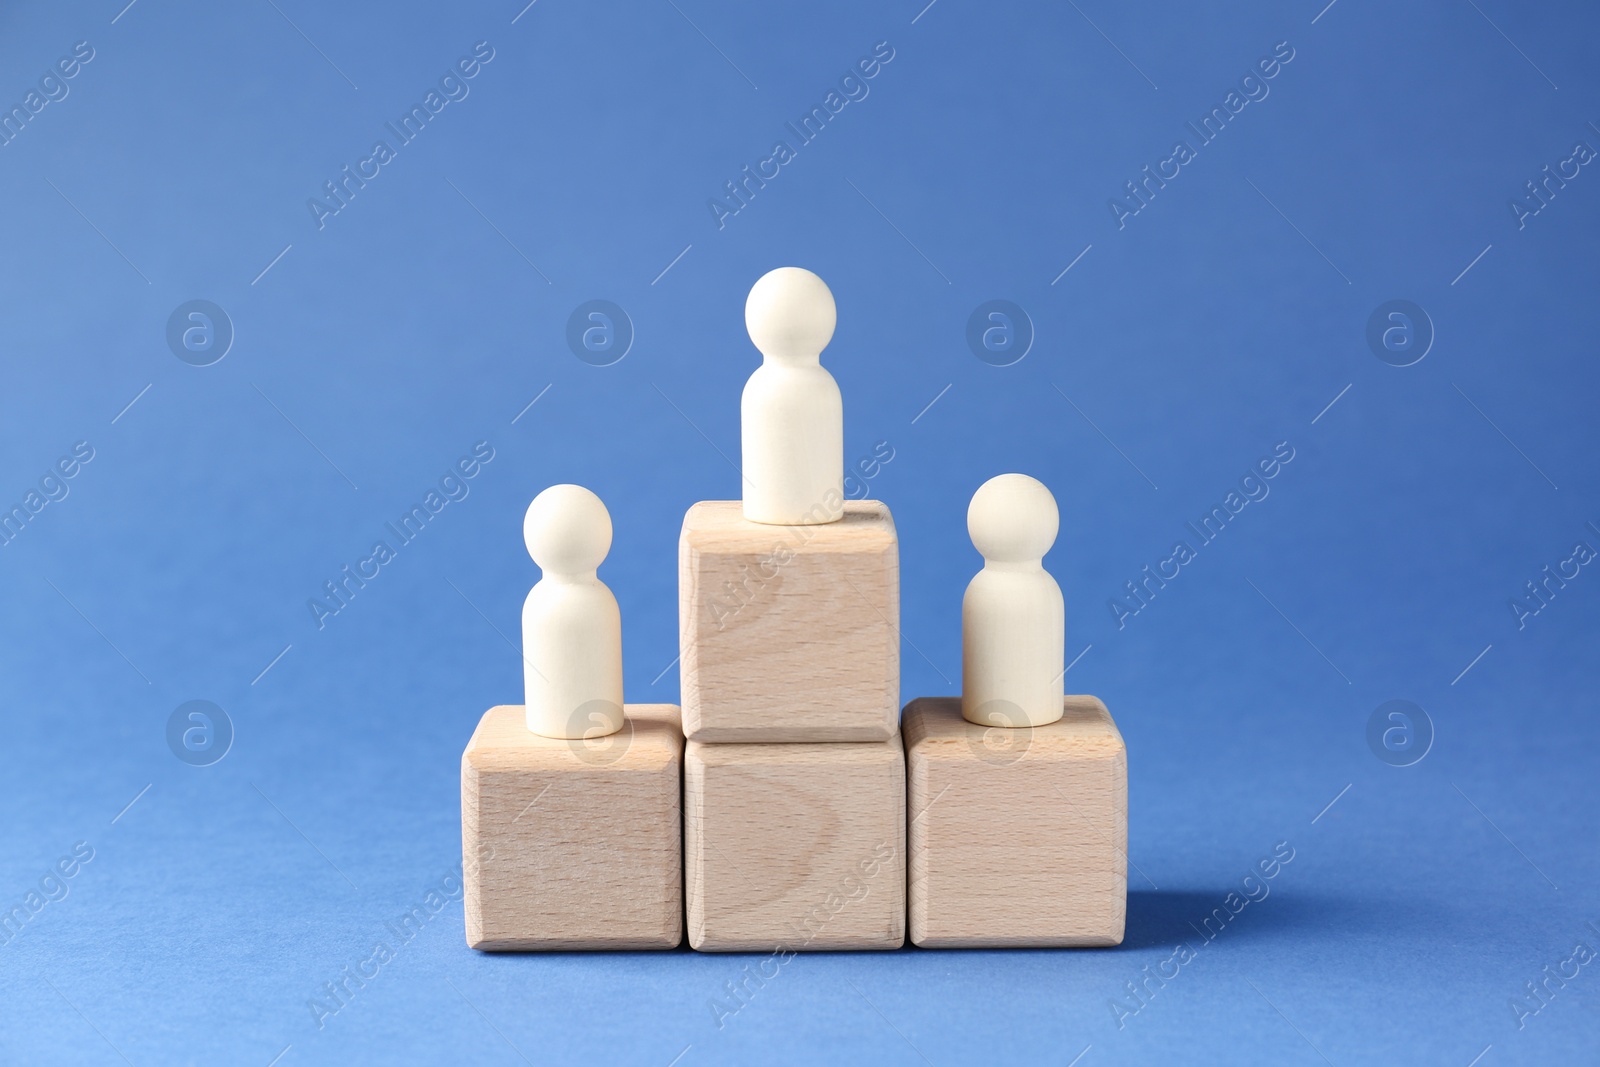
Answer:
[903, 695, 1127, 948]
[461, 704, 683, 951]
[685, 735, 906, 951]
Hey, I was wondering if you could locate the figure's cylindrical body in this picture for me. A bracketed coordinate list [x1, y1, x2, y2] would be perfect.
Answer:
[740, 363, 844, 525]
[522, 576, 624, 739]
[961, 563, 1065, 728]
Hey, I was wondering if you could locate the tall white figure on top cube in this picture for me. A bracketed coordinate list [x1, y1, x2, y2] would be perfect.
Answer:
[741, 267, 844, 526]
[522, 484, 625, 739]
[962, 474, 1065, 729]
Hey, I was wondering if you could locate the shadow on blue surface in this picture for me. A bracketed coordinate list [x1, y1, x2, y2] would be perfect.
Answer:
[1124, 888, 1336, 951]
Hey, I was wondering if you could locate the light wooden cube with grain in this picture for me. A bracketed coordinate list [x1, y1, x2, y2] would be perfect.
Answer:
[461, 703, 683, 951]
[678, 500, 899, 743]
[904, 695, 1127, 948]
[685, 735, 905, 951]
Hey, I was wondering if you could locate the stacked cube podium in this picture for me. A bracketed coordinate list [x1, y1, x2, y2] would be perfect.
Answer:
[681, 500, 906, 950]
[460, 268, 1127, 952]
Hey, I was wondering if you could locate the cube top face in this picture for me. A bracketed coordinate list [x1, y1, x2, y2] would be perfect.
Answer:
[685, 735, 906, 952]
[679, 500, 899, 743]
[904, 696, 1127, 949]
[681, 499, 896, 551]
[463, 703, 680, 774]
[461, 705, 683, 951]
[903, 695, 1126, 763]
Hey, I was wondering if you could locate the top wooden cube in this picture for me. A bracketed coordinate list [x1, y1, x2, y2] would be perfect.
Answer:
[679, 500, 899, 743]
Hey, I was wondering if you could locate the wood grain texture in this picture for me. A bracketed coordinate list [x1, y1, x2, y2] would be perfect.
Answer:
[461, 704, 683, 951]
[679, 499, 898, 743]
[685, 735, 906, 951]
[903, 696, 1126, 949]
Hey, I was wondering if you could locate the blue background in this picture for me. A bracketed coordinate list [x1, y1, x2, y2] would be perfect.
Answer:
[2, 0, 1597, 1063]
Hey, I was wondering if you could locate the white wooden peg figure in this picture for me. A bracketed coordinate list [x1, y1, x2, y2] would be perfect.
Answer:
[962, 474, 1065, 729]
[522, 484, 625, 739]
[741, 267, 845, 526]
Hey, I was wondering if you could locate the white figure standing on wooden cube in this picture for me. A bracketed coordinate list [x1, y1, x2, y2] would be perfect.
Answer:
[461, 483, 683, 951]
[904, 473, 1127, 949]
[741, 266, 844, 526]
[679, 267, 900, 743]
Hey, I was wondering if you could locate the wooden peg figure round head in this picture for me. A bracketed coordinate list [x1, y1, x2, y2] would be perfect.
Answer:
[966, 473, 1059, 565]
[961, 474, 1066, 729]
[521, 484, 625, 740]
[524, 483, 612, 578]
[740, 267, 846, 526]
[745, 266, 837, 365]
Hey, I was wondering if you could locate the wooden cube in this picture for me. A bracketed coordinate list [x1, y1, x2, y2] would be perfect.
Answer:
[679, 500, 899, 743]
[685, 735, 905, 951]
[461, 704, 683, 950]
[903, 696, 1127, 948]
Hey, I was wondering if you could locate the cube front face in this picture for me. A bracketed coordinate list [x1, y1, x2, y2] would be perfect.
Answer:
[679, 500, 899, 743]
[685, 736, 906, 951]
[904, 696, 1127, 949]
[461, 704, 683, 951]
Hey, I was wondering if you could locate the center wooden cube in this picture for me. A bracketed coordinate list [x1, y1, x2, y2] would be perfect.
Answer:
[903, 695, 1127, 948]
[678, 500, 899, 743]
[685, 735, 906, 951]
